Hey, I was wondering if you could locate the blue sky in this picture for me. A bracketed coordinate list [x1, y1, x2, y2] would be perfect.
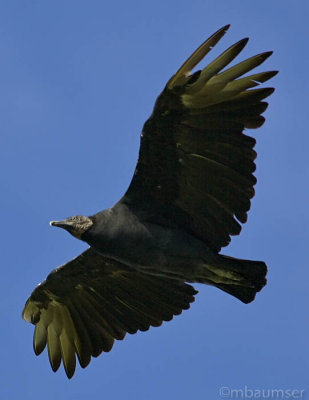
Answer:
[1, 1, 308, 399]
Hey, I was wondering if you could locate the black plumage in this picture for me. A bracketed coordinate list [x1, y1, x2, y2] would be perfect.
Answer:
[23, 25, 277, 378]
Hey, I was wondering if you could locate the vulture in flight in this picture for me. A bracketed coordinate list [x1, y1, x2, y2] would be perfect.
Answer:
[23, 25, 277, 378]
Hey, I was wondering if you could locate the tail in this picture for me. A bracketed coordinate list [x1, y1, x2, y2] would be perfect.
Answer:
[197, 255, 267, 304]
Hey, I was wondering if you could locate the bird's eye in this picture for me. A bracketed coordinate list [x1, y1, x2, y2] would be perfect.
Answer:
[69, 215, 81, 222]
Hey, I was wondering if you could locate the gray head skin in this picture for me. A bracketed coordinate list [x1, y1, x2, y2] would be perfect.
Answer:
[50, 215, 93, 239]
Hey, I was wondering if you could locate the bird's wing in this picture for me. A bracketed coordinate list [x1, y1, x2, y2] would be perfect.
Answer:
[121, 25, 277, 251]
[22, 248, 197, 378]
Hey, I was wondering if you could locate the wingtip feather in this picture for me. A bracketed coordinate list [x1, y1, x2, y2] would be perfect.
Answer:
[167, 24, 231, 89]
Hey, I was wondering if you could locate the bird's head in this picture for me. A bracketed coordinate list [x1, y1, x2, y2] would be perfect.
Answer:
[49, 215, 93, 239]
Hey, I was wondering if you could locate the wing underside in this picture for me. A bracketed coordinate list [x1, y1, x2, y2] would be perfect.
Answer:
[22, 248, 197, 378]
[123, 25, 277, 251]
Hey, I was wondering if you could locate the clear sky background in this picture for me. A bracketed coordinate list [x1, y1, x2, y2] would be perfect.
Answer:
[1, 1, 308, 399]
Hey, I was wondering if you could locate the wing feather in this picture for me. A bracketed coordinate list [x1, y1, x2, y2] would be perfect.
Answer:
[22, 248, 197, 378]
[167, 24, 230, 89]
[122, 26, 277, 251]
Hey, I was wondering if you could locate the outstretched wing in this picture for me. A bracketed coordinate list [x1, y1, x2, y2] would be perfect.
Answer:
[22, 248, 197, 378]
[122, 25, 277, 251]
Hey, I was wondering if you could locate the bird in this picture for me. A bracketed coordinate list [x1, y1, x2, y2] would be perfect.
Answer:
[22, 25, 277, 379]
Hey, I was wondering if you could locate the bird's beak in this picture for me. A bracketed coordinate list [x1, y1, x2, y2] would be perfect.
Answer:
[49, 219, 73, 229]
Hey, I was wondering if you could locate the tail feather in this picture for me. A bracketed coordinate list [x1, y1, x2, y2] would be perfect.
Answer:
[198, 255, 267, 303]
[216, 281, 264, 304]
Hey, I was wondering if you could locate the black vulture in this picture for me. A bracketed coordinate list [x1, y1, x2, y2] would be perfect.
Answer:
[23, 25, 277, 378]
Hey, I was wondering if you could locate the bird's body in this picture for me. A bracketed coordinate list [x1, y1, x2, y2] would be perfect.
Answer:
[23, 25, 277, 378]
[84, 202, 265, 296]
[85, 202, 214, 273]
